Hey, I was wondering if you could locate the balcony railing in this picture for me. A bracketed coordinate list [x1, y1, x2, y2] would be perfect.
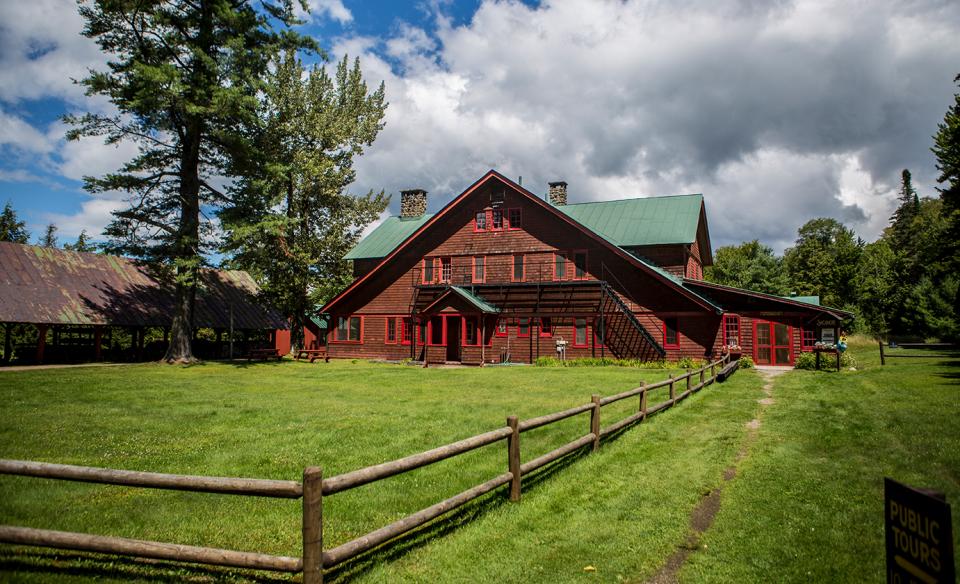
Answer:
[411, 257, 591, 288]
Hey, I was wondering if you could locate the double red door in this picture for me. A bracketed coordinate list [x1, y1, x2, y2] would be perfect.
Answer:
[754, 321, 792, 365]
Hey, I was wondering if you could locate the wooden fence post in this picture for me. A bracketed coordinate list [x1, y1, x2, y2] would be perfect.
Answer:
[669, 375, 675, 403]
[710, 362, 715, 380]
[686, 369, 691, 394]
[639, 383, 647, 419]
[699, 367, 705, 388]
[507, 416, 521, 502]
[302, 467, 323, 584]
[590, 394, 601, 451]
[879, 340, 886, 366]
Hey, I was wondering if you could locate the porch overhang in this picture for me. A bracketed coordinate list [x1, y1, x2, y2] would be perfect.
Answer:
[420, 286, 501, 316]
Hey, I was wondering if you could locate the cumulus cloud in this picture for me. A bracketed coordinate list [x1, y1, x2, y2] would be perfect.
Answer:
[336, 0, 960, 251]
[297, 0, 353, 24]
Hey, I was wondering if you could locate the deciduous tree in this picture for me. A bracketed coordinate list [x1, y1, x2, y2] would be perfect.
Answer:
[704, 240, 789, 295]
[222, 49, 388, 351]
[783, 218, 862, 309]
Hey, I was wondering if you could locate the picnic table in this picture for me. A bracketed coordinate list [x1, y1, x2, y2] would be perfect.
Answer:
[295, 347, 329, 363]
[247, 348, 282, 362]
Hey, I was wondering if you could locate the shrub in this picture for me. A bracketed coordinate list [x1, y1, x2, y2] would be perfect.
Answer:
[794, 351, 856, 370]
[738, 356, 754, 369]
[534, 356, 708, 369]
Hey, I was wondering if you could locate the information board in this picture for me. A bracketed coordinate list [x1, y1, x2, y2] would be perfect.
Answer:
[885, 478, 955, 584]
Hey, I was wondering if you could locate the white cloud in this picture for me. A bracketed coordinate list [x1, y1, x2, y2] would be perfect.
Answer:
[42, 195, 125, 240]
[0, 109, 55, 154]
[297, 0, 353, 24]
[333, 0, 960, 249]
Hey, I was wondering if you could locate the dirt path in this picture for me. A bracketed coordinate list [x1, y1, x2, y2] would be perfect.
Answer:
[646, 368, 787, 584]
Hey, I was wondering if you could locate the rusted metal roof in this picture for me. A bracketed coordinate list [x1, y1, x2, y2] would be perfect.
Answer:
[0, 242, 287, 329]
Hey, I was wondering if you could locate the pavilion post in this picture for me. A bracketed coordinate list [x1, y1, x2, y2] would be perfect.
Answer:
[135, 327, 145, 361]
[93, 326, 103, 362]
[35, 324, 48, 364]
[4, 324, 12, 363]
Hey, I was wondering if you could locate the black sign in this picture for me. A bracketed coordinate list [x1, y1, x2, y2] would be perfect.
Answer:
[885, 478, 955, 583]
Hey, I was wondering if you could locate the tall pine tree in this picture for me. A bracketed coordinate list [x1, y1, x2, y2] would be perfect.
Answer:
[221, 49, 388, 351]
[0, 202, 30, 243]
[66, 0, 314, 363]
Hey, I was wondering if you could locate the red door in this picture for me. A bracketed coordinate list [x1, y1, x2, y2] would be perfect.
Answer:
[754, 321, 792, 365]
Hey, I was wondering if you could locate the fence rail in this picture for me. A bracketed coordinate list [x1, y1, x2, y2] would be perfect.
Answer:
[0, 354, 733, 583]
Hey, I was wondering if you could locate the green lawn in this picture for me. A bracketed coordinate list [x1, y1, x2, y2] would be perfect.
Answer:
[682, 337, 960, 582]
[1, 338, 957, 583]
[0, 359, 761, 582]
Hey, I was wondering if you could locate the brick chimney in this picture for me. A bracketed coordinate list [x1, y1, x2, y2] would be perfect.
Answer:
[400, 189, 427, 218]
[548, 181, 568, 206]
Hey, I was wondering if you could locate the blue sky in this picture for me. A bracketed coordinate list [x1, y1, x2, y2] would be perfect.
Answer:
[2, 0, 959, 254]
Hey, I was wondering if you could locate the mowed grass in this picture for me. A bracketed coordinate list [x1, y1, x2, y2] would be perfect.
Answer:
[0, 359, 764, 582]
[682, 337, 960, 583]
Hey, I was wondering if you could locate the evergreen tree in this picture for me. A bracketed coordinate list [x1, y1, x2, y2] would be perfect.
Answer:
[888, 169, 920, 248]
[704, 240, 789, 295]
[66, 0, 314, 363]
[221, 49, 388, 351]
[40, 223, 58, 248]
[932, 73, 960, 326]
[64, 230, 97, 253]
[0, 202, 30, 243]
[783, 218, 862, 309]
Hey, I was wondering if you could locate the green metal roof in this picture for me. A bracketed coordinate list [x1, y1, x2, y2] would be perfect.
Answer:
[557, 194, 703, 247]
[343, 214, 435, 260]
[449, 287, 500, 313]
[343, 195, 703, 260]
[782, 295, 820, 306]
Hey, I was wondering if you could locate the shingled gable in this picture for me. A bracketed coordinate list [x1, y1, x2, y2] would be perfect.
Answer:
[321, 169, 717, 315]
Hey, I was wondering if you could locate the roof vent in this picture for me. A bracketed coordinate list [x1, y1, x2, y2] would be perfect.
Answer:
[548, 181, 568, 206]
[400, 189, 427, 218]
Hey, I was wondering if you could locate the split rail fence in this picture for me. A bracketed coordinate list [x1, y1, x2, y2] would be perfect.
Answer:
[0, 353, 734, 583]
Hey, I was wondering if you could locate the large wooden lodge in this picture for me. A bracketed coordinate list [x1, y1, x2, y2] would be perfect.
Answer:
[320, 170, 850, 366]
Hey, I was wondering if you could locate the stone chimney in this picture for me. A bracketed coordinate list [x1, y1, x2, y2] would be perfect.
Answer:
[400, 189, 427, 218]
[548, 181, 568, 206]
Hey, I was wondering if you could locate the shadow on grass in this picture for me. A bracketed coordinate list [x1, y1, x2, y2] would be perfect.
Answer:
[0, 548, 290, 583]
[326, 405, 664, 583]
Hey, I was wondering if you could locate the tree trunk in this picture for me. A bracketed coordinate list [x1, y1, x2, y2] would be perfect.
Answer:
[163, 121, 203, 364]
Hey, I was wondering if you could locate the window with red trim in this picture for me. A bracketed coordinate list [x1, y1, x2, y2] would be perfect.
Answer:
[401, 317, 415, 345]
[334, 316, 362, 343]
[386, 317, 397, 344]
[540, 317, 552, 337]
[723, 314, 740, 346]
[518, 318, 530, 337]
[802, 328, 816, 351]
[573, 318, 588, 347]
[496, 319, 508, 337]
[473, 256, 485, 283]
[512, 254, 525, 282]
[663, 317, 679, 348]
[507, 208, 521, 230]
[573, 250, 588, 280]
[492, 208, 504, 230]
[475, 210, 487, 231]
[553, 251, 566, 281]
[463, 316, 481, 346]
[438, 257, 451, 283]
[422, 258, 434, 284]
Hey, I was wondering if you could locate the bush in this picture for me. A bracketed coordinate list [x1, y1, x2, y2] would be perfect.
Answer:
[794, 351, 856, 370]
[534, 356, 707, 369]
[739, 356, 754, 369]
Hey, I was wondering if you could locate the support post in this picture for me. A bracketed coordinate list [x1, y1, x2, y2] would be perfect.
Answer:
[639, 382, 647, 419]
[699, 367, 705, 388]
[136, 327, 145, 361]
[590, 394, 601, 451]
[669, 375, 675, 403]
[879, 340, 886, 366]
[93, 326, 103, 362]
[507, 416, 521, 501]
[302, 466, 323, 584]
[710, 362, 715, 380]
[686, 369, 691, 393]
[35, 324, 48, 364]
[836, 349, 841, 372]
[3, 324, 11, 363]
